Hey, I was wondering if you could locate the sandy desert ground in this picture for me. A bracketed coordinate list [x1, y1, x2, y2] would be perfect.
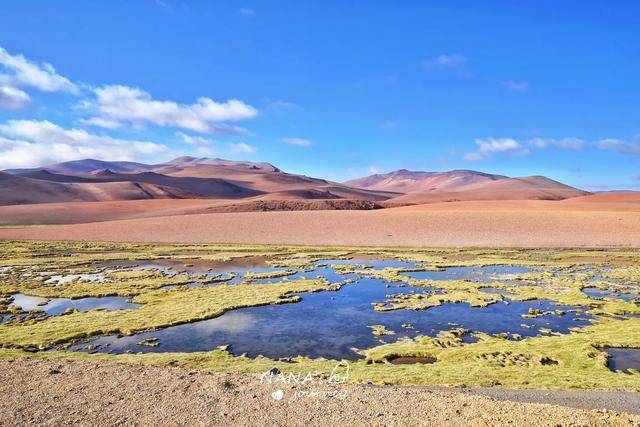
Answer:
[1, 359, 638, 426]
[1, 193, 640, 247]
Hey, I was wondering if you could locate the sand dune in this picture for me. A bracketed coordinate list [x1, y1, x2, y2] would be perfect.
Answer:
[1, 196, 639, 247]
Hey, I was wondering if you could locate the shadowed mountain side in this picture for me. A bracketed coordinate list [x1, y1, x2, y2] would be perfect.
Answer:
[0, 171, 197, 205]
[11, 159, 398, 203]
[150, 163, 397, 199]
[21, 170, 262, 199]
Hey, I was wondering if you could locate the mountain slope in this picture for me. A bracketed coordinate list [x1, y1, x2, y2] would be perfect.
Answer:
[3, 157, 588, 206]
[22, 169, 262, 199]
[0, 171, 197, 205]
[344, 169, 508, 193]
[389, 176, 590, 204]
[2, 157, 398, 204]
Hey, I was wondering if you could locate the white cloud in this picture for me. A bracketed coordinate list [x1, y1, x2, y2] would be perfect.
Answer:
[464, 135, 640, 162]
[175, 131, 218, 155]
[595, 137, 640, 155]
[0, 85, 30, 110]
[503, 81, 530, 92]
[0, 120, 168, 169]
[80, 85, 258, 134]
[463, 137, 530, 161]
[176, 132, 261, 156]
[176, 131, 214, 147]
[0, 46, 78, 94]
[239, 7, 255, 16]
[282, 137, 312, 147]
[77, 116, 124, 130]
[423, 53, 467, 69]
[528, 137, 585, 150]
[228, 142, 257, 154]
[267, 100, 300, 114]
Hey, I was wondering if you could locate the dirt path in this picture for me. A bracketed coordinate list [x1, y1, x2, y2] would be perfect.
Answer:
[1, 359, 637, 426]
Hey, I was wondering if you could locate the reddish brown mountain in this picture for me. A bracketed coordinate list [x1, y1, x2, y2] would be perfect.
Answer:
[344, 169, 508, 193]
[0, 171, 196, 205]
[2, 157, 589, 206]
[346, 170, 589, 202]
[1, 157, 397, 205]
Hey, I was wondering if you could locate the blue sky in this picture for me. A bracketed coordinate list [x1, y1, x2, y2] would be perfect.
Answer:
[0, 1, 638, 189]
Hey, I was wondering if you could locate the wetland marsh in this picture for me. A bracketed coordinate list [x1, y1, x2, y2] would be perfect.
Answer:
[1, 240, 640, 390]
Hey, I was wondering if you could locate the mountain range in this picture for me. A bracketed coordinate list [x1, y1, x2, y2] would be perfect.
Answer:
[0, 156, 590, 206]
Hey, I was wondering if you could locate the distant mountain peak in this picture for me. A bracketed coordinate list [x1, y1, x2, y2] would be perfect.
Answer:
[344, 168, 509, 193]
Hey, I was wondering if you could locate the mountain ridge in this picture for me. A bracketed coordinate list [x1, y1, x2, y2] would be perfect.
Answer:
[1, 157, 589, 206]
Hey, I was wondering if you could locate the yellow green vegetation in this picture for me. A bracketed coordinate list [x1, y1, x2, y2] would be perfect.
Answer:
[368, 325, 396, 336]
[243, 269, 297, 280]
[360, 317, 640, 390]
[0, 269, 195, 299]
[373, 281, 503, 311]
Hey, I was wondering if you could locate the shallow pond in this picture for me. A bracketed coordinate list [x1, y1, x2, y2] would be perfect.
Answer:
[71, 272, 591, 360]
[8, 293, 138, 317]
[582, 287, 639, 301]
[606, 348, 640, 374]
[404, 266, 533, 282]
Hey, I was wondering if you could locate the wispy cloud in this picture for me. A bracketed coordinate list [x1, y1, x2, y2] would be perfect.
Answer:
[595, 137, 640, 155]
[79, 85, 258, 134]
[422, 53, 467, 69]
[0, 119, 168, 169]
[0, 46, 78, 110]
[267, 100, 300, 114]
[228, 141, 257, 154]
[464, 135, 639, 162]
[0, 85, 30, 110]
[503, 80, 530, 92]
[282, 137, 312, 147]
[239, 7, 255, 16]
[176, 132, 260, 156]
[463, 137, 530, 161]
[528, 137, 585, 150]
[176, 131, 216, 155]
[0, 46, 78, 94]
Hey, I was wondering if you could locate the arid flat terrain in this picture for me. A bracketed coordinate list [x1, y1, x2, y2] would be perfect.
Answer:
[1, 194, 639, 247]
[1, 359, 637, 426]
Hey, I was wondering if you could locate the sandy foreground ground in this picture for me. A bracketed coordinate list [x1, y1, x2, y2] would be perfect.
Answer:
[1, 199, 640, 247]
[1, 359, 638, 426]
